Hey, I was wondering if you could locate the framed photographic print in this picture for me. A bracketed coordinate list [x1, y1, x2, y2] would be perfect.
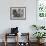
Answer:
[37, 0, 46, 19]
[36, 0, 46, 26]
[10, 7, 26, 20]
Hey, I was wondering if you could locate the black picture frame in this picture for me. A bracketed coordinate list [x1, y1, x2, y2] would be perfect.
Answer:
[10, 7, 26, 20]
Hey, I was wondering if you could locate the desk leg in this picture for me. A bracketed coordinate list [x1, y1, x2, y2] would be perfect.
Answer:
[4, 34, 7, 46]
[4, 41, 7, 46]
[15, 34, 18, 46]
[16, 34, 18, 46]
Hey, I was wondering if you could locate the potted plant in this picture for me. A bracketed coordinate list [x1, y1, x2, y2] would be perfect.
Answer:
[33, 32, 46, 43]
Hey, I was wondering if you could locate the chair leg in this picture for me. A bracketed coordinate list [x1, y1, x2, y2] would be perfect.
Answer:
[4, 33, 7, 46]
[4, 41, 7, 46]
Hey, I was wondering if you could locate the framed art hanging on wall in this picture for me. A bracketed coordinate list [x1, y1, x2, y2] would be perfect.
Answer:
[10, 7, 26, 20]
[37, 0, 46, 19]
[36, 0, 46, 26]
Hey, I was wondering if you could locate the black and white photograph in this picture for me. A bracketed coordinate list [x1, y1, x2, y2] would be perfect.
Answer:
[10, 7, 26, 20]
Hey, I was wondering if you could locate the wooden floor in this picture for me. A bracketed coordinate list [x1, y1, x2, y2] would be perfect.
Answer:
[0, 42, 46, 46]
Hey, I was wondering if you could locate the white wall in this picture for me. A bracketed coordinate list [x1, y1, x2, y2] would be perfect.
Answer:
[0, 0, 36, 34]
[0, 0, 37, 42]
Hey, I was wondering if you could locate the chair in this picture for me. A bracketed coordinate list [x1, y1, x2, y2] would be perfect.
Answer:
[4, 27, 19, 46]
[4, 33, 18, 46]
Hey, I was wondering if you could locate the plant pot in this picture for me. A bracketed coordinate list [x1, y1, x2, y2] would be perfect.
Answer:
[37, 39, 40, 43]
[37, 39, 45, 44]
[40, 38, 45, 43]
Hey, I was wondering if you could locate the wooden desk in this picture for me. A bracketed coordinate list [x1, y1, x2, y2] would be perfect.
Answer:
[4, 33, 30, 46]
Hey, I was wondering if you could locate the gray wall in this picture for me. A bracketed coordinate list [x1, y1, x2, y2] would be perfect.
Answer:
[0, 0, 37, 42]
[0, 0, 36, 35]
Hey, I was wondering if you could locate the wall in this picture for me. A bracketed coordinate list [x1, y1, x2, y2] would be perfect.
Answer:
[0, 0, 36, 42]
